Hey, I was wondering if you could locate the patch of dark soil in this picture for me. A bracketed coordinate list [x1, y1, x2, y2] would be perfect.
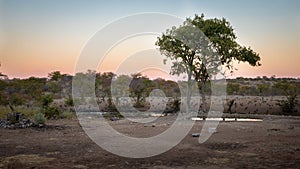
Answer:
[30, 125, 68, 131]
[205, 142, 248, 151]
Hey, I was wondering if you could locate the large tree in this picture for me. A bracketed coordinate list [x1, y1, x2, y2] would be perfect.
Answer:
[156, 14, 261, 113]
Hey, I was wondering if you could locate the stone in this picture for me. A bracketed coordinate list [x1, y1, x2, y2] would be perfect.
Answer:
[38, 124, 45, 128]
[9, 124, 16, 129]
[192, 133, 200, 137]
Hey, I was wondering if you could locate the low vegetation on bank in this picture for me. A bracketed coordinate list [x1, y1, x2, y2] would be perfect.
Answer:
[0, 71, 299, 126]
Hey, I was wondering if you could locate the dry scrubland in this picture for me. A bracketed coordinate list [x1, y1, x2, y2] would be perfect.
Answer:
[0, 75, 299, 168]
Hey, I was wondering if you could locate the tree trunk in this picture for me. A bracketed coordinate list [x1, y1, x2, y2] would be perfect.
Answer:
[186, 70, 192, 113]
[201, 80, 207, 113]
[136, 95, 141, 107]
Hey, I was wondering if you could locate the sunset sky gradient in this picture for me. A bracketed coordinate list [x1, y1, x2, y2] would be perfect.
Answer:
[0, 0, 299, 79]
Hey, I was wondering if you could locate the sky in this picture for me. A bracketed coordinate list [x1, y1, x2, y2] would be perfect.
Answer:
[0, 0, 299, 79]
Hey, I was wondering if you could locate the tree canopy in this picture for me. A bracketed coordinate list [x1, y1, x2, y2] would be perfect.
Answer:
[156, 14, 261, 112]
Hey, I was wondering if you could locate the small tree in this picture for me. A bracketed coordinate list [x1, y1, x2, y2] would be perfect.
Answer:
[129, 73, 154, 108]
[65, 95, 74, 107]
[111, 74, 131, 106]
[97, 72, 116, 110]
[257, 83, 270, 101]
[41, 94, 53, 109]
[48, 71, 62, 81]
[40, 94, 61, 119]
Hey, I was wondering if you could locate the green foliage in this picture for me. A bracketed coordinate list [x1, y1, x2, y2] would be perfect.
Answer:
[47, 81, 61, 94]
[274, 81, 299, 115]
[41, 94, 53, 108]
[0, 77, 46, 106]
[96, 72, 116, 107]
[111, 74, 131, 103]
[43, 106, 61, 119]
[277, 95, 298, 115]
[0, 106, 38, 119]
[257, 83, 270, 96]
[65, 96, 74, 107]
[22, 77, 47, 101]
[129, 73, 155, 107]
[227, 83, 240, 95]
[172, 98, 181, 112]
[48, 71, 62, 81]
[156, 14, 261, 113]
[0, 92, 9, 106]
[40, 94, 61, 119]
[34, 112, 46, 125]
[0, 79, 8, 90]
[10, 93, 24, 106]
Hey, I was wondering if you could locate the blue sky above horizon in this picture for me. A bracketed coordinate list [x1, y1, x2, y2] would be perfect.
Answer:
[0, 0, 299, 79]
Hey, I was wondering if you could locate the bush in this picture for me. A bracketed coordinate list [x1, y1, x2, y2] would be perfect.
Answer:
[34, 113, 46, 125]
[41, 94, 53, 108]
[172, 98, 181, 113]
[43, 106, 61, 119]
[65, 96, 74, 107]
[277, 95, 298, 115]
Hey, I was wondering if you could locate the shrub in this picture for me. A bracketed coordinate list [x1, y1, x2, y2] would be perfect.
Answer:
[41, 94, 53, 108]
[277, 95, 298, 115]
[65, 96, 74, 107]
[43, 106, 61, 119]
[34, 113, 46, 125]
[172, 98, 181, 113]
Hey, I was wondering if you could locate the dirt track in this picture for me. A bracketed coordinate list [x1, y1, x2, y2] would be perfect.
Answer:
[1, 115, 300, 169]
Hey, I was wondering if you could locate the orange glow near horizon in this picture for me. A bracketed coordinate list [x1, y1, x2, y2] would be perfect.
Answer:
[1, 23, 299, 79]
[1, 38, 299, 79]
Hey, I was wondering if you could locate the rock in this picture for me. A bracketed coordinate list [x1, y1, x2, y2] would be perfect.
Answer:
[0, 117, 33, 129]
[8, 124, 16, 129]
[192, 133, 200, 137]
[19, 124, 26, 129]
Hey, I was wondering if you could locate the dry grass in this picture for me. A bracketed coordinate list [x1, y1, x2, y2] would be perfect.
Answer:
[0, 154, 55, 168]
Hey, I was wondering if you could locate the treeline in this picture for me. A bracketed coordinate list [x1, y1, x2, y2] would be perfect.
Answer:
[0, 71, 300, 108]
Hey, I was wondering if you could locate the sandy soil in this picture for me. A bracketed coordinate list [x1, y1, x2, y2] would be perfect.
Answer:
[0, 114, 300, 169]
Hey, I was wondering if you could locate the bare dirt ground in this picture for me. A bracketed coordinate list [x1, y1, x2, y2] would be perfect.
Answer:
[0, 114, 300, 169]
